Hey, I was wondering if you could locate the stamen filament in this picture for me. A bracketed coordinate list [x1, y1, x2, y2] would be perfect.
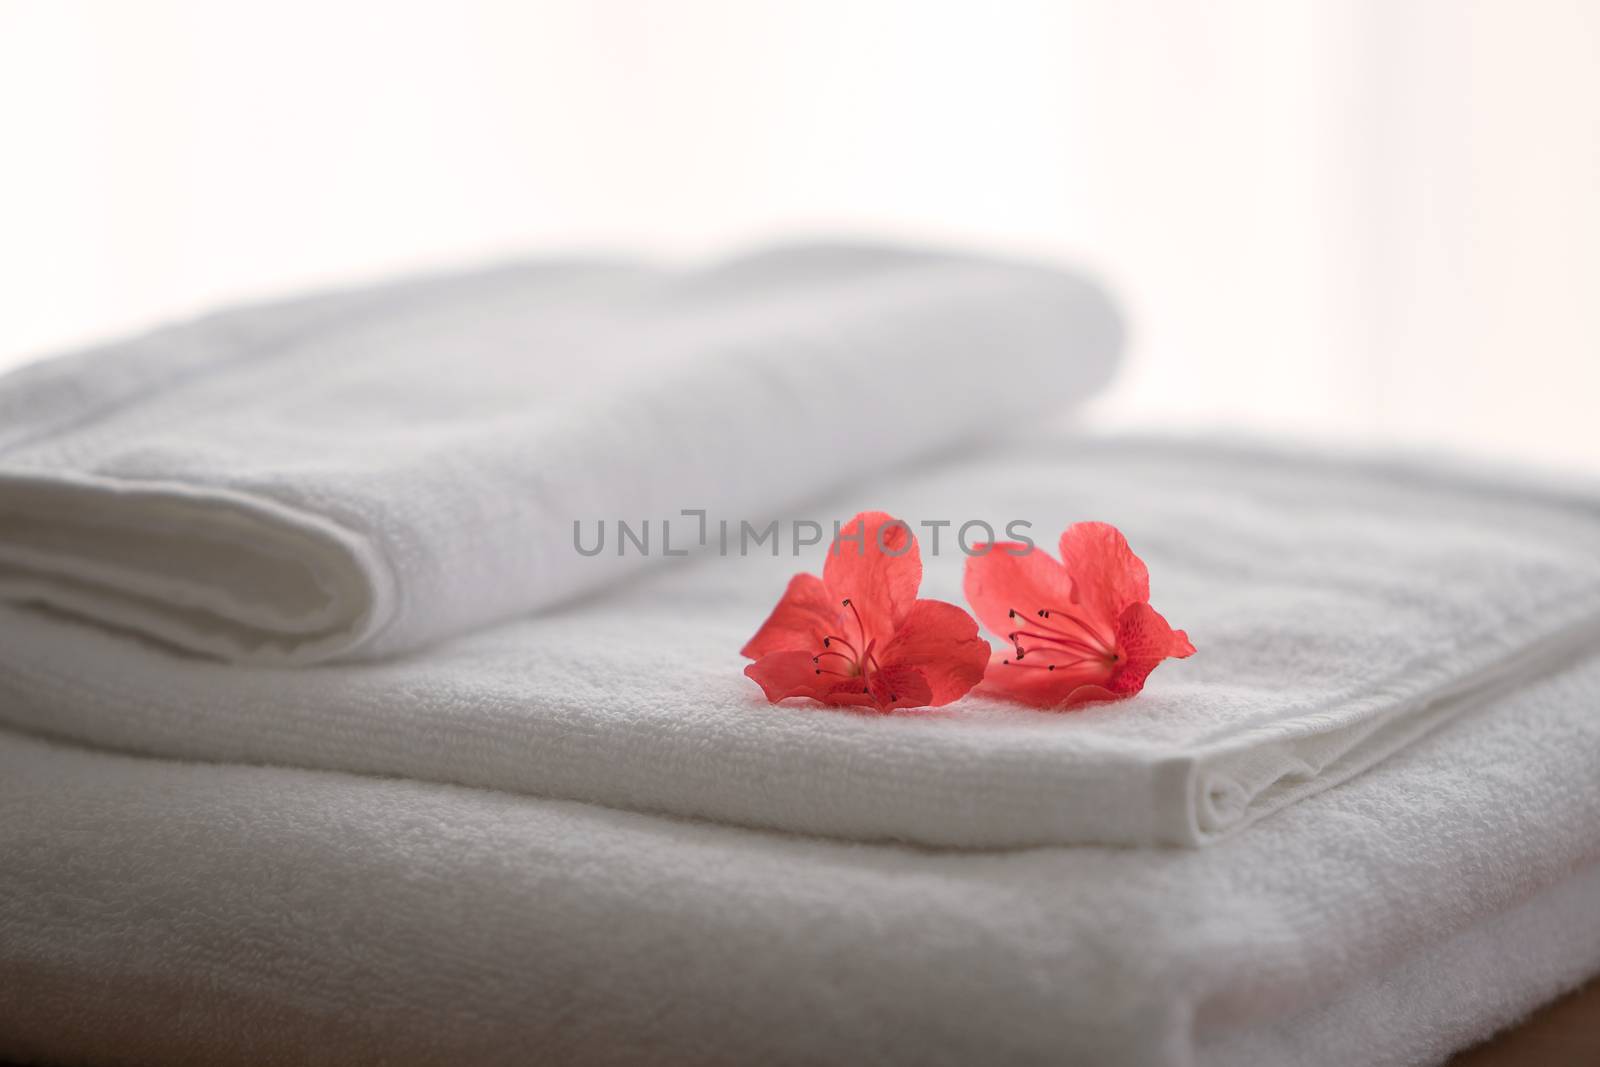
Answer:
[822, 634, 859, 657]
[1001, 658, 1060, 671]
[1034, 607, 1115, 655]
[843, 598, 869, 647]
[1007, 629, 1105, 659]
[1011, 647, 1102, 667]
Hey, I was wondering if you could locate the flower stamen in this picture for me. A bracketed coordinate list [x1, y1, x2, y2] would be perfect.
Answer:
[821, 634, 859, 657]
[1036, 607, 1114, 652]
[842, 598, 869, 646]
[1006, 628, 1104, 659]
[1010, 606, 1116, 663]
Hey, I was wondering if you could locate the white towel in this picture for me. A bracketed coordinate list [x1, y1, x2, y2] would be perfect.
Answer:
[3, 436, 1598, 847]
[3, 639, 1597, 1066]
[0, 243, 1122, 664]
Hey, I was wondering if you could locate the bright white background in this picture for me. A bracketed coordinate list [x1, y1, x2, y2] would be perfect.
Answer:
[3, 0, 1597, 469]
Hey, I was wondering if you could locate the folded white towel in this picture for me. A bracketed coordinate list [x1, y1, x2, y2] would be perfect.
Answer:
[3, 636, 1597, 1066]
[3, 436, 1598, 847]
[0, 244, 1122, 663]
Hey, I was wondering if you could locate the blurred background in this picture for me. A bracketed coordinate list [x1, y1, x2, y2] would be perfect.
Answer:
[3, 0, 1596, 469]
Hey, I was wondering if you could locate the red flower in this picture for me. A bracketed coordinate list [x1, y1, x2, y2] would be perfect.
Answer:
[741, 511, 990, 713]
[963, 522, 1194, 709]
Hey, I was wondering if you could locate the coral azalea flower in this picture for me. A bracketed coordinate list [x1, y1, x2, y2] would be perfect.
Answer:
[963, 522, 1194, 709]
[742, 511, 990, 712]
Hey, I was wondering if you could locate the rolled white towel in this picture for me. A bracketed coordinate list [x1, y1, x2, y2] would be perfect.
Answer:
[0, 244, 1122, 663]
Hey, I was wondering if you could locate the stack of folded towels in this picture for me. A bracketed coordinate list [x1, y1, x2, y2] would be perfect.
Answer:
[1, 244, 1597, 1066]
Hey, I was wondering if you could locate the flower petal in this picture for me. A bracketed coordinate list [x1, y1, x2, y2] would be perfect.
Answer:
[743, 651, 830, 703]
[1057, 522, 1150, 627]
[1106, 602, 1192, 696]
[822, 511, 922, 647]
[961, 541, 1077, 642]
[818, 677, 880, 710]
[878, 599, 991, 706]
[739, 573, 838, 660]
[864, 664, 934, 713]
[975, 650, 1111, 709]
[1059, 684, 1122, 709]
